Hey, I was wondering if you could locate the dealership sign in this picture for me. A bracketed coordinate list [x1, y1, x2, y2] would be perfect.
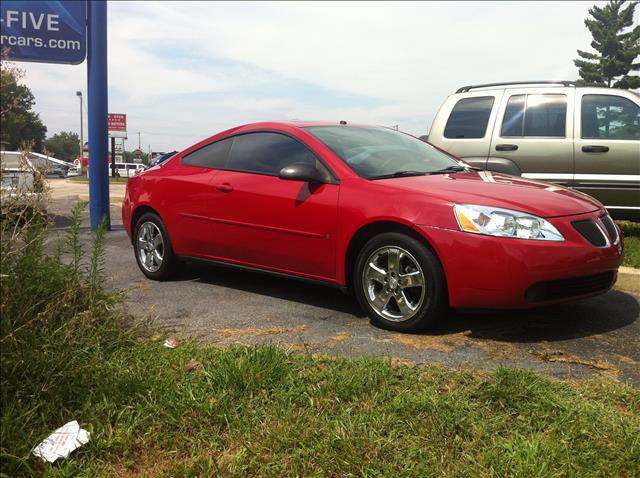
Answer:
[108, 113, 127, 138]
[0, 1, 87, 65]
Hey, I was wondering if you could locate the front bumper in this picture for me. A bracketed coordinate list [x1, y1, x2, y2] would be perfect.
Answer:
[415, 209, 623, 309]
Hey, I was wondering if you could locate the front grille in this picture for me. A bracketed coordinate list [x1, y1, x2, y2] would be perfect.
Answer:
[600, 214, 619, 244]
[524, 271, 615, 303]
[572, 219, 607, 247]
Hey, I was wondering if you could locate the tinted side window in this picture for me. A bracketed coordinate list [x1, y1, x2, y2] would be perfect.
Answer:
[182, 137, 233, 169]
[501, 95, 525, 137]
[444, 96, 495, 139]
[227, 132, 321, 176]
[581, 94, 640, 140]
[501, 94, 567, 137]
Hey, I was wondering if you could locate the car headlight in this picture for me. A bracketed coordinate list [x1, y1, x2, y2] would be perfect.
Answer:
[453, 204, 564, 241]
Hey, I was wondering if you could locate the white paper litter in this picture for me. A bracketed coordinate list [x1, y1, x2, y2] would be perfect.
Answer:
[32, 420, 90, 463]
[163, 338, 179, 349]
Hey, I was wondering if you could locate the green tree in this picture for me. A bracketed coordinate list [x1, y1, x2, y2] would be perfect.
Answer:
[0, 61, 47, 151]
[124, 150, 149, 164]
[574, 0, 640, 89]
[44, 131, 80, 162]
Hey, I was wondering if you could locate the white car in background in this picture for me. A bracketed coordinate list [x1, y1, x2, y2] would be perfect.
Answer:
[0, 151, 77, 178]
[110, 162, 147, 178]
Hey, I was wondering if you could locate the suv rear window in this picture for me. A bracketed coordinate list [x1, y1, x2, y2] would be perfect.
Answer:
[501, 94, 567, 137]
[444, 96, 495, 139]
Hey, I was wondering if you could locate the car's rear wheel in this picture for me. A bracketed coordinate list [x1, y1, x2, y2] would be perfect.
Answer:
[354, 232, 447, 332]
[134, 212, 181, 280]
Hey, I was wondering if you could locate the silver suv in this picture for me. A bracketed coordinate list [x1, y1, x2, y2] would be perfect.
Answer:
[427, 81, 639, 220]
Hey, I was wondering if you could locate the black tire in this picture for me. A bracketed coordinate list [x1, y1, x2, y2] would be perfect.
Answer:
[133, 212, 181, 280]
[353, 232, 448, 332]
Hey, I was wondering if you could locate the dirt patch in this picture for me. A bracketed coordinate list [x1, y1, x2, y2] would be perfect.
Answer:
[215, 325, 306, 338]
[532, 349, 619, 375]
[329, 332, 352, 343]
[389, 357, 417, 367]
[391, 333, 458, 353]
[614, 354, 639, 366]
[284, 342, 315, 353]
[185, 358, 204, 373]
[111, 448, 178, 477]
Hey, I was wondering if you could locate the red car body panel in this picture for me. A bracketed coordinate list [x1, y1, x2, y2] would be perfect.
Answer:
[123, 121, 623, 308]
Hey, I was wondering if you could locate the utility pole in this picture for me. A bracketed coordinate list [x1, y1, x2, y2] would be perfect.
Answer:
[137, 131, 141, 150]
[76, 91, 83, 173]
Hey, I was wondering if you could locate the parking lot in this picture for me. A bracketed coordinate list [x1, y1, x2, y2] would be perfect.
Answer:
[50, 179, 640, 385]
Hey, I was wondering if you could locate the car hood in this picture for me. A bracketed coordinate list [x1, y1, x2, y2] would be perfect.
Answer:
[379, 170, 602, 218]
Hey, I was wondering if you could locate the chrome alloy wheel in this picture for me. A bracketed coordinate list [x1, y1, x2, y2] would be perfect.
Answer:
[362, 246, 426, 322]
[137, 221, 164, 273]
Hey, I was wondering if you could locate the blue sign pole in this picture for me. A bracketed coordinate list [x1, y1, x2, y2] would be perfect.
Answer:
[87, 0, 110, 231]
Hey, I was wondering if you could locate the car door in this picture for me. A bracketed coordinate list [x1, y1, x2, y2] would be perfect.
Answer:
[573, 90, 640, 212]
[489, 88, 575, 186]
[205, 131, 339, 281]
[162, 137, 232, 257]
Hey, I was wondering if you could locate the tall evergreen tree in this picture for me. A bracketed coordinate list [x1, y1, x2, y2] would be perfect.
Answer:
[574, 0, 640, 89]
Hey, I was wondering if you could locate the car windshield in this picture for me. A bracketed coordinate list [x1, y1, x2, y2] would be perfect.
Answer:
[304, 126, 462, 179]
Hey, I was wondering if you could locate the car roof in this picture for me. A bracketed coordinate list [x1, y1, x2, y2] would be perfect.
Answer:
[232, 120, 376, 129]
[452, 85, 636, 95]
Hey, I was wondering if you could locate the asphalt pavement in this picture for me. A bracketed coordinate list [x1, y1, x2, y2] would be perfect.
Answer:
[49, 179, 640, 385]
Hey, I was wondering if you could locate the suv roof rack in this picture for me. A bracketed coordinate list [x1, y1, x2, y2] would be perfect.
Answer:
[455, 81, 576, 93]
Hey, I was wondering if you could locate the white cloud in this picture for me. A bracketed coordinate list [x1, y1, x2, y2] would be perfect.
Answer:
[16, 1, 596, 151]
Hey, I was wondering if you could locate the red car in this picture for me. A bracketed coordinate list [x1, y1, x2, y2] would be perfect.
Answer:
[122, 121, 623, 332]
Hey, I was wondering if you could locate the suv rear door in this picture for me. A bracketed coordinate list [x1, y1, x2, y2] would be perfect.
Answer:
[489, 87, 575, 186]
[574, 89, 640, 212]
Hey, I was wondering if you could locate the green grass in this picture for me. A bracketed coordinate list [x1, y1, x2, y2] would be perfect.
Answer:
[1, 205, 639, 477]
[617, 220, 640, 268]
[2, 344, 639, 477]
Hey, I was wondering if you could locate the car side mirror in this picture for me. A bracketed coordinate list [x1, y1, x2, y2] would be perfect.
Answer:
[278, 162, 324, 183]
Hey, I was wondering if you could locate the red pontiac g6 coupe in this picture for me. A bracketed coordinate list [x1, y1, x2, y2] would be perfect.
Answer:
[123, 122, 623, 332]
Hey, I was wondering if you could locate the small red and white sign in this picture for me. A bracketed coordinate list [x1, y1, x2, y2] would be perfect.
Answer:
[108, 113, 127, 138]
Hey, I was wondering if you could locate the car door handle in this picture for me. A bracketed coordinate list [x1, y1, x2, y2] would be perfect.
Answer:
[495, 144, 519, 151]
[215, 182, 234, 192]
[582, 145, 609, 153]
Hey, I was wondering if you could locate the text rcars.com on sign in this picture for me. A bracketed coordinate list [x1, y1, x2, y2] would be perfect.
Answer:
[1, 9, 80, 50]
[1, 35, 81, 51]
[0, 4, 87, 64]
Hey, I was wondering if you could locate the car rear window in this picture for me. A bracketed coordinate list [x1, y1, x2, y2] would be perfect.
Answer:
[444, 96, 495, 139]
[182, 137, 233, 169]
[501, 94, 567, 137]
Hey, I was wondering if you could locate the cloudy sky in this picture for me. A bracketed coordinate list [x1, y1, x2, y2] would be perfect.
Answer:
[16, 1, 613, 152]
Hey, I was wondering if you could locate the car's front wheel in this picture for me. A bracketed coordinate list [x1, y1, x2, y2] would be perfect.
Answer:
[354, 232, 447, 332]
[134, 212, 181, 280]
